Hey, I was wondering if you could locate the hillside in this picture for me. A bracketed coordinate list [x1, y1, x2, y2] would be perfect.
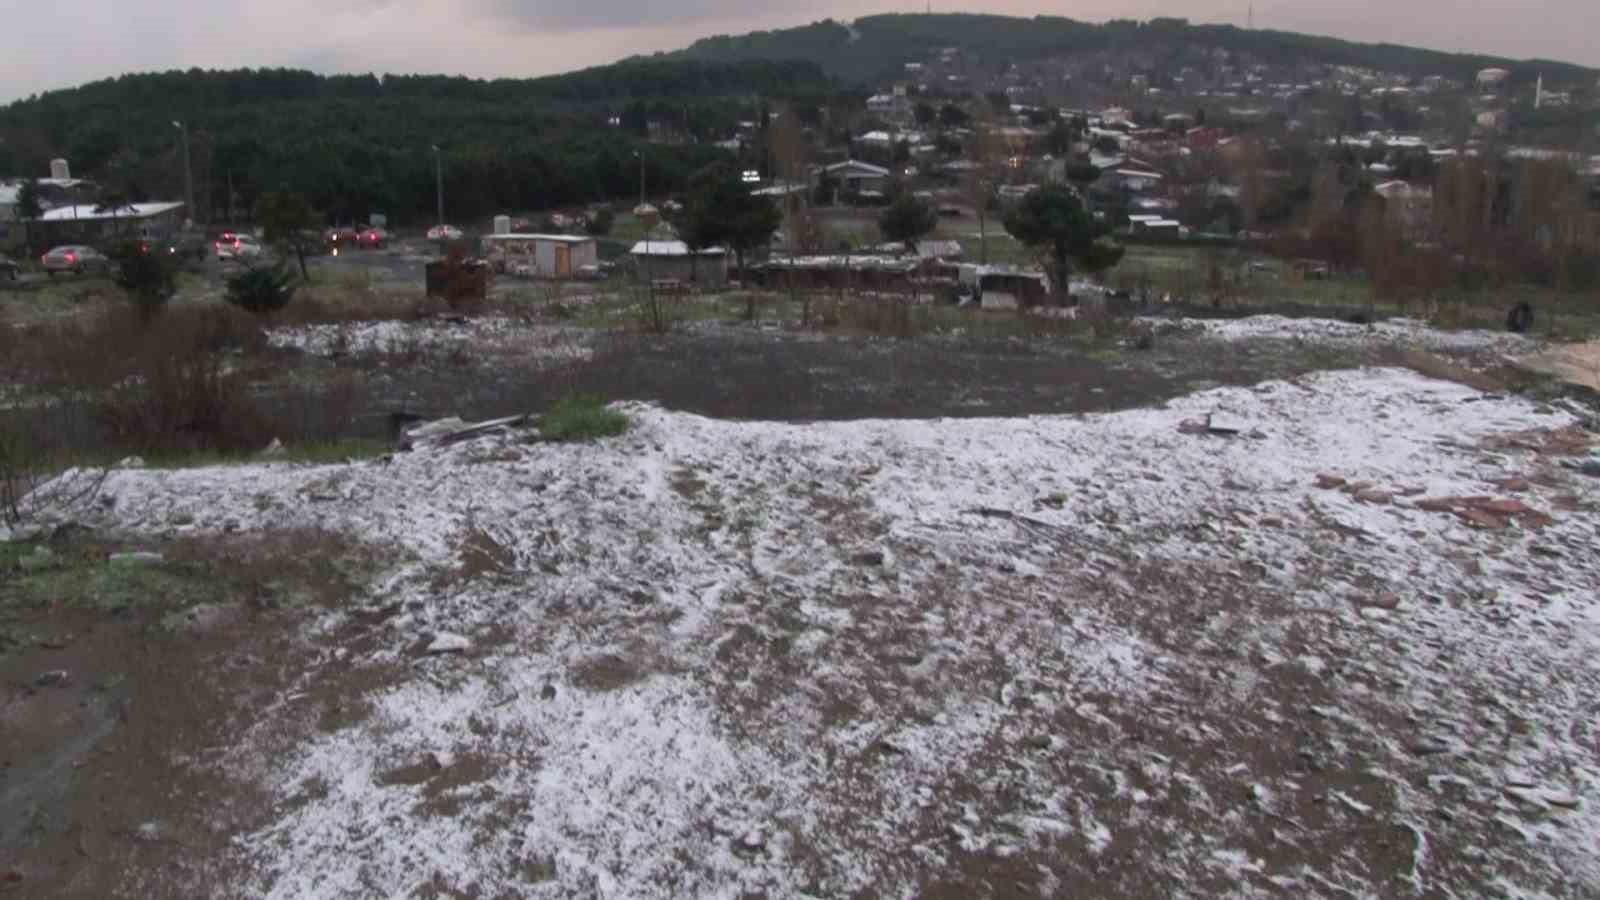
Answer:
[674, 13, 1597, 88]
[0, 59, 833, 225]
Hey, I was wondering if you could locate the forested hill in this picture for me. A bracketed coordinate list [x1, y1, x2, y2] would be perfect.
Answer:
[673, 14, 1596, 88]
[0, 59, 833, 225]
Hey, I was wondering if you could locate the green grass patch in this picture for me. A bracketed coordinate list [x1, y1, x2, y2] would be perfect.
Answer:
[539, 394, 629, 442]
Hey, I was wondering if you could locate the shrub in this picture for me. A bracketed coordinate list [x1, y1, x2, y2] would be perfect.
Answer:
[225, 264, 299, 316]
[109, 241, 178, 323]
[585, 208, 616, 237]
[538, 394, 628, 442]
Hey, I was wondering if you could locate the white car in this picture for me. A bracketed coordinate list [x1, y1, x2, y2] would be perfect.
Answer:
[216, 233, 264, 262]
[41, 245, 111, 276]
[427, 224, 464, 241]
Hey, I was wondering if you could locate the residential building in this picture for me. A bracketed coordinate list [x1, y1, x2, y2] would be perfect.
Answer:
[33, 201, 187, 245]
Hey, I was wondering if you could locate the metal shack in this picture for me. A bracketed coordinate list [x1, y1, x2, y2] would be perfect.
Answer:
[958, 265, 1052, 309]
[629, 240, 730, 289]
[481, 234, 598, 278]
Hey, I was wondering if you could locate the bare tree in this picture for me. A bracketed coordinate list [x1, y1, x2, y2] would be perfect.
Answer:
[965, 107, 1003, 265]
[770, 105, 814, 324]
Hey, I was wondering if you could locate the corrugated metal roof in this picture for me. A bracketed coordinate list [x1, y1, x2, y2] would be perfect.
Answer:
[630, 241, 727, 257]
[39, 202, 185, 222]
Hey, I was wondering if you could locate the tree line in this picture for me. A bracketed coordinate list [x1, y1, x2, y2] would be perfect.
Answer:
[676, 13, 1595, 90]
[0, 60, 838, 227]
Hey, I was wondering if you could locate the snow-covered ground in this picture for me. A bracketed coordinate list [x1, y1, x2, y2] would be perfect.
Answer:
[1175, 314, 1538, 356]
[268, 317, 592, 365]
[29, 366, 1600, 898]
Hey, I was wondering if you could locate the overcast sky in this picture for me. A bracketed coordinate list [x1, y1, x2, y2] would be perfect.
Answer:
[3, 0, 1596, 103]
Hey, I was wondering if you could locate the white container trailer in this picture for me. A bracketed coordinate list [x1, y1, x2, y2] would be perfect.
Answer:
[480, 233, 599, 278]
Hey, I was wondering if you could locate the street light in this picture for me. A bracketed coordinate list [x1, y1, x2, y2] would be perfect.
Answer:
[431, 144, 444, 228]
[172, 120, 194, 226]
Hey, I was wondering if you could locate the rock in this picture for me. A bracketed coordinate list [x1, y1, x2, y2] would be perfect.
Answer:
[1492, 477, 1532, 493]
[1315, 474, 1347, 490]
[425, 632, 471, 655]
[851, 550, 886, 567]
[1355, 489, 1393, 505]
[33, 670, 70, 688]
[1504, 786, 1546, 807]
[1206, 413, 1246, 435]
[1456, 509, 1508, 530]
[1366, 593, 1401, 611]
[427, 750, 456, 771]
[1482, 499, 1532, 516]
[1415, 498, 1459, 512]
[117, 456, 146, 469]
[540, 684, 557, 701]
[135, 822, 161, 843]
[1410, 738, 1452, 756]
[168, 512, 195, 527]
[1542, 791, 1580, 809]
[109, 552, 164, 568]
[259, 438, 287, 459]
[735, 829, 765, 853]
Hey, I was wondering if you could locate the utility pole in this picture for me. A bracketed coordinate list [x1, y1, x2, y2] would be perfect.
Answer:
[172, 120, 194, 227]
[431, 144, 444, 226]
[634, 149, 646, 208]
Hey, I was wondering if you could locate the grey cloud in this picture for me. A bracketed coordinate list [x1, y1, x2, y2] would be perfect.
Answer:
[476, 0, 757, 31]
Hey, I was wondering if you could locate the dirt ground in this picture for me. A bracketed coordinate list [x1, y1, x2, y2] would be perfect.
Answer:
[0, 530, 392, 897]
[4, 289, 1599, 897]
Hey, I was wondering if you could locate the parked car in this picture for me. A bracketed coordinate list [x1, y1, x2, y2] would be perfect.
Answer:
[139, 231, 209, 261]
[356, 226, 389, 249]
[427, 224, 464, 241]
[215, 233, 265, 262]
[0, 253, 19, 281]
[41, 245, 111, 276]
[324, 226, 360, 250]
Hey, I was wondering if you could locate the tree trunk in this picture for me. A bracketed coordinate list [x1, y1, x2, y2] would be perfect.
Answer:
[977, 208, 988, 265]
[1054, 241, 1071, 304]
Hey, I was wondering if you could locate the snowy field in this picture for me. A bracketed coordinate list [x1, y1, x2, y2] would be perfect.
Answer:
[28, 348, 1600, 896]
[268, 317, 593, 365]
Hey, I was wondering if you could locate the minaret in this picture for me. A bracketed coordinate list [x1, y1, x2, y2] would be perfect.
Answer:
[1535, 74, 1544, 109]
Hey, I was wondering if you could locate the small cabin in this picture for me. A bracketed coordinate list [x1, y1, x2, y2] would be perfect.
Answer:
[481, 234, 598, 278]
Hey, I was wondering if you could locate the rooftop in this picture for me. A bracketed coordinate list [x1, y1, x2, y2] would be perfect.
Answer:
[38, 201, 185, 222]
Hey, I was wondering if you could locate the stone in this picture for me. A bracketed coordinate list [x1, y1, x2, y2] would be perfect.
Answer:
[109, 552, 164, 568]
[259, 438, 287, 459]
[116, 456, 146, 469]
[1456, 509, 1508, 530]
[1315, 474, 1346, 490]
[851, 550, 886, 567]
[135, 822, 161, 843]
[425, 632, 471, 655]
[34, 670, 70, 687]
[1504, 786, 1546, 807]
[1492, 477, 1532, 493]
[1482, 499, 1532, 516]
[541, 684, 557, 701]
[1410, 738, 1451, 756]
[1415, 498, 1458, 512]
[1355, 489, 1393, 505]
[736, 830, 764, 853]
[1543, 791, 1581, 809]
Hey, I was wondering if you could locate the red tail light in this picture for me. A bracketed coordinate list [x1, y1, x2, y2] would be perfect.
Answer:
[65, 252, 76, 263]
